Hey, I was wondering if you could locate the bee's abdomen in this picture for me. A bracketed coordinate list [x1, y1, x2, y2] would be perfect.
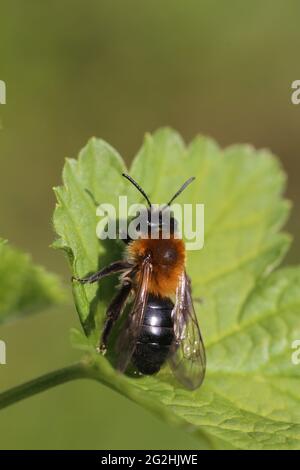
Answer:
[132, 294, 174, 375]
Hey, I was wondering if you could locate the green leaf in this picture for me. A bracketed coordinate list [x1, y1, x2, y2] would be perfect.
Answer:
[53, 138, 126, 337]
[0, 239, 65, 324]
[54, 128, 300, 449]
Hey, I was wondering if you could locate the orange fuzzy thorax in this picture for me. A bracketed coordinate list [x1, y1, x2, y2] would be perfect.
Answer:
[127, 236, 186, 297]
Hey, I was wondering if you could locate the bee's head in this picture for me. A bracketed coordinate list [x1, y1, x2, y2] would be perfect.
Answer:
[144, 206, 177, 236]
[122, 174, 195, 237]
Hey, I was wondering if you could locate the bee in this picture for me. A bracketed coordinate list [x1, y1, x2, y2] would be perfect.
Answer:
[73, 174, 206, 390]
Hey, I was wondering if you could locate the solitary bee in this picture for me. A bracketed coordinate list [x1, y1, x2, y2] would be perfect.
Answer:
[73, 174, 206, 390]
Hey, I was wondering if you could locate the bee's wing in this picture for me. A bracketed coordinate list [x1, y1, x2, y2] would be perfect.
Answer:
[168, 271, 206, 390]
[116, 258, 152, 373]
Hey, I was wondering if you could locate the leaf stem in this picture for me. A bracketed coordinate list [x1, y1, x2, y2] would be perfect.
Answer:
[0, 362, 91, 410]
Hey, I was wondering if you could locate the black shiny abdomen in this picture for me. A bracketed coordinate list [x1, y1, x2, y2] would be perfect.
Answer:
[132, 294, 174, 375]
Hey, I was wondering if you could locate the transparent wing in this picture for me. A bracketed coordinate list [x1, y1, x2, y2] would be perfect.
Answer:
[116, 258, 152, 373]
[169, 271, 206, 390]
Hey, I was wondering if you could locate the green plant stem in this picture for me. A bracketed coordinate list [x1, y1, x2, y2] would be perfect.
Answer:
[0, 362, 91, 410]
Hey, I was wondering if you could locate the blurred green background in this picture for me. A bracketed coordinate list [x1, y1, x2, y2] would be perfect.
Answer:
[0, 0, 300, 449]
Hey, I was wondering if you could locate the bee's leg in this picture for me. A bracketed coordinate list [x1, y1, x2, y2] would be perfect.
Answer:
[99, 280, 132, 354]
[72, 260, 133, 284]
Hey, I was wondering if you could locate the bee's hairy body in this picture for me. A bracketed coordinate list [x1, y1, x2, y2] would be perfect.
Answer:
[126, 235, 186, 375]
[128, 236, 186, 297]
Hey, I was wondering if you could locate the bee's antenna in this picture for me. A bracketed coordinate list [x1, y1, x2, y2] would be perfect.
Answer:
[122, 173, 152, 208]
[166, 176, 195, 206]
